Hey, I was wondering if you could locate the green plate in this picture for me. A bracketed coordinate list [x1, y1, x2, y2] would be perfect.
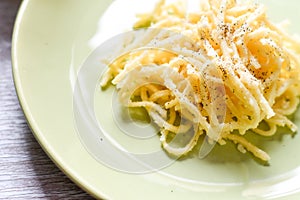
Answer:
[12, 0, 300, 199]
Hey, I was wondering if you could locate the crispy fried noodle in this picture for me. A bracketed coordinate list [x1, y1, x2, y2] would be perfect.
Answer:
[101, 0, 300, 162]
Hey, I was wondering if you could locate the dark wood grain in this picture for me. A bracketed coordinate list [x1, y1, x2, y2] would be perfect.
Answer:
[0, 1, 95, 199]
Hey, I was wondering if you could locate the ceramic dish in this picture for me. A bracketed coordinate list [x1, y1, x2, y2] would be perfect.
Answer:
[12, 0, 300, 199]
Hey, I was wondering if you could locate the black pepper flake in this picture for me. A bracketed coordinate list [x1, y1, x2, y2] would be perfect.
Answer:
[232, 116, 238, 122]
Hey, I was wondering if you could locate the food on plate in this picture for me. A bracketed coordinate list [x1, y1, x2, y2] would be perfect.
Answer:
[101, 0, 300, 162]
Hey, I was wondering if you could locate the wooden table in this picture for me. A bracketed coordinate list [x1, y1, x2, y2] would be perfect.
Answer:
[0, 1, 94, 199]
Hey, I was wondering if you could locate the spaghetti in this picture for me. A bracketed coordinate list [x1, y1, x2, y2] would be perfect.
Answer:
[101, 0, 300, 161]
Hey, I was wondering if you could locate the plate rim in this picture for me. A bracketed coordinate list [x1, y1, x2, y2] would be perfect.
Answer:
[11, 0, 107, 199]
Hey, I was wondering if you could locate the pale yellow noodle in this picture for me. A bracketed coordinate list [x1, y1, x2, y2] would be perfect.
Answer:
[101, 0, 300, 162]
